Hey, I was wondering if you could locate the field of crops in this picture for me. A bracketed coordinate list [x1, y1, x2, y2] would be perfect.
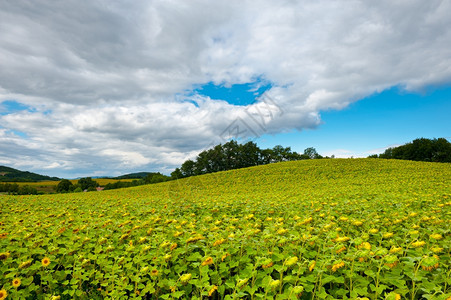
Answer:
[0, 178, 136, 194]
[0, 159, 450, 299]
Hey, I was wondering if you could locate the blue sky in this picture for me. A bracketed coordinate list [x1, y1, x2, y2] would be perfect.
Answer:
[259, 86, 451, 157]
[1, 1, 450, 177]
[196, 83, 451, 158]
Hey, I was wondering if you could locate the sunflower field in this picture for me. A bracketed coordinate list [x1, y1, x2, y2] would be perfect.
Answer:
[0, 159, 450, 299]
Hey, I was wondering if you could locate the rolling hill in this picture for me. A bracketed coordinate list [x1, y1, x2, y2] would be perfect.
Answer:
[1, 159, 449, 299]
[0, 165, 60, 182]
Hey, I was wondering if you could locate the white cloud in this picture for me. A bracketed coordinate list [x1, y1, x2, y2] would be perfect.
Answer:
[0, 0, 450, 176]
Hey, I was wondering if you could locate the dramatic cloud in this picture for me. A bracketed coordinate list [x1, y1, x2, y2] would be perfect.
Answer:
[1, 0, 450, 177]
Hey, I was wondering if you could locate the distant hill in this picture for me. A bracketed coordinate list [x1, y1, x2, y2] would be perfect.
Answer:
[112, 172, 154, 180]
[0, 165, 60, 182]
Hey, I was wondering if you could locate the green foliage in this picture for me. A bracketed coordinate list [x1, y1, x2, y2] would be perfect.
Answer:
[304, 147, 323, 159]
[0, 183, 38, 195]
[55, 179, 73, 193]
[77, 177, 99, 191]
[373, 138, 451, 162]
[144, 173, 170, 184]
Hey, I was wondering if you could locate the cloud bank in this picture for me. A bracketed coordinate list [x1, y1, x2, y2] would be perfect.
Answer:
[1, 0, 450, 177]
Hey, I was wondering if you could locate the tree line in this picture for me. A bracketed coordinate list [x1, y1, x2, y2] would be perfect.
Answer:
[56, 177, 100, 193]
[103, 173, 170, 190]
[368, 138, 451, 163]
[0, 183, 39, 195]
[171, 140, 323, 179]
[55, 173, 171, 193]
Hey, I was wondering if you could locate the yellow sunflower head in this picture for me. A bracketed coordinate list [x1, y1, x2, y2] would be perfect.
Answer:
[208, 285, 218, 297]
[179, 273, 192, 284]
[42, 257, 51, 267]
[201, 257, 214, 266]
[0, 252, 10, 260]
[12, 277, 21, 288]
[0, 289, 7, 300]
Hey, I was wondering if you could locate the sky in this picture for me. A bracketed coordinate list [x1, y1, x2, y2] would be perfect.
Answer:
[0, 1, 450, 178]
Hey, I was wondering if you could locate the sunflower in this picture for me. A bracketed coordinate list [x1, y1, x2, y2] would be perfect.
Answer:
[421, 255, 440, 271]
[334, 236, 350, 242]
[431, 246, 443, 253]
[353, 220, 363, 226]
[0, 289, 7, 300]
[336, 246, 346, 254]
[284, 256, 298, 267]
[269, 279, 281, 289]
[359, 242, 371, 250]
[221, 253, 230, 261]
[42, 257, 51, 267]
[384, 255, 398, 268]
[201, 257, 214, 266]
[411, 241, 426, 248]
[309, 260, 316, 272]
[429, 233, 443, 240]
[170, 243, 178, 251]
[12, 277, 21, 288]
[236, 278, 248, 289]
[164, 254, 172, 261]
[332, 261, 345, 272]
[179, 273, 192, 284]
[150, 269, 159, 277]
[212, 238, 226, 247]
[262, 262, 274, 269]
[19, 260, 32, 269]
[383, 232, 394, 239]
[208, 285, 218, 297]
[0, 252, 10, 261]
[389, 246, 403, 254]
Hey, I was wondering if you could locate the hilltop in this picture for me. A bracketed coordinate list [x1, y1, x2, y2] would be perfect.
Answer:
[0, 165, 60, 182]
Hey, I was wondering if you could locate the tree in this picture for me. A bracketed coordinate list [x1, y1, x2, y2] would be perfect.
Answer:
[56, 179, 73, 193]
[77, 177, 99, 191]
[145, 173, 170, 184]
[271, 145, 286, 162]
[375, 138, 451, 162]
[304, 147, 322, 159]
[181, 160, 196, 177]
[174, 140, 324, 179]
[240, 141, 260, 167]
[171, 168, 183, 179]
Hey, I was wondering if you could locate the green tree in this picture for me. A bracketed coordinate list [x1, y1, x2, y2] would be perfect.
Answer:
[56, 179, 73, 193]
[77, 177, 99, 191]
[304, 147, 322, 159]
[171, 168, 183, 179]
[181, 160, 196, 177]
[376, 138, 451, 162]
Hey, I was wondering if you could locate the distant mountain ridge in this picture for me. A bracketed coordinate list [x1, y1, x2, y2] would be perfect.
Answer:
[0, 165, 60, 182]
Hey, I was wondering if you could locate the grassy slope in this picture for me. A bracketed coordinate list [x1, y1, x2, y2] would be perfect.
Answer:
[1, 158, 449, 299]
[156, 158, 451, 206]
